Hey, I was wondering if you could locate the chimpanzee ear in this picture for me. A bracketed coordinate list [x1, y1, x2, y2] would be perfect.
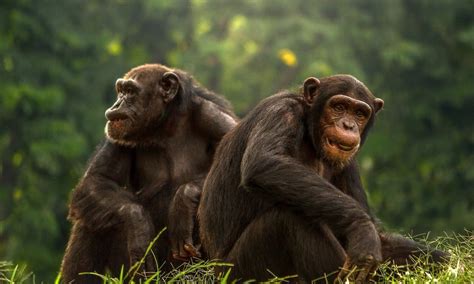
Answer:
[374, 98, 384, 114]
[160, 71, 180, 103]
[303, 77, 320, 105]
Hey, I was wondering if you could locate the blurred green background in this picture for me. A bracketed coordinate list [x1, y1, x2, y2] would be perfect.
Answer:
[0, 0, 473, 281]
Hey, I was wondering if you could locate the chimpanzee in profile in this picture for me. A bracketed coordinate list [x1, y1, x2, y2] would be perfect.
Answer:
[198, 75, 448, 283]
[60, 64, 237, 283]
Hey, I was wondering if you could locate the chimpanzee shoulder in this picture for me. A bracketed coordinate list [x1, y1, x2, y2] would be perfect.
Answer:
[172, 68, 235, 117]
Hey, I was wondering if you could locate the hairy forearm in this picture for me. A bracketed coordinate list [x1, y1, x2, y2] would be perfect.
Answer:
[241, 154, 373, 234]
[68, 140, 136, 230]
[68, 179, 138, 230]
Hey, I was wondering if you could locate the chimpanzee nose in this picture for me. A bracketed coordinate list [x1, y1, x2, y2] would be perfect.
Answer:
[342, 120, 355, 130]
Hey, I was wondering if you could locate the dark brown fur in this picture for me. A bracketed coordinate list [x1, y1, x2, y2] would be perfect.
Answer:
[61, 64, 237, 283]
[198, 75, 447, 282]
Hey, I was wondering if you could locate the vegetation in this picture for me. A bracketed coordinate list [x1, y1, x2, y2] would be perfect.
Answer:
[0, 232, 473, 283]
[0, 0, 472, 282]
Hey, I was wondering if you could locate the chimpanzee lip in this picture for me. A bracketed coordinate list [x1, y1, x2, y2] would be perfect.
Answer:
[105, 109, 130, 122]
[326, 137, 355, 152]
[108, 117, 129, 123]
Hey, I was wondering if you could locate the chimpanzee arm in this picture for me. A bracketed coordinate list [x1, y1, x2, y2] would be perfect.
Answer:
[332, 161, 373, 218]
[69, 140, 135, 229]
[194, 97, 237, 141]
[331, 157, 449, 267]
[166, 98, 236, 260]
[240, 102, 381, 266]
[68, 140, 155, 269]
[168, 180, 203, 260]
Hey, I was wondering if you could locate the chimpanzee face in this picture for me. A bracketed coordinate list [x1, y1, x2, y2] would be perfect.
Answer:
[303, 75, 384, 168]
[319, 94, 372, 164]
[105, 65, 180, 146]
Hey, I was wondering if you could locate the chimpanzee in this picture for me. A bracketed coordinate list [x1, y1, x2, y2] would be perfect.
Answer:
[60, 64, 237, 283]
[198, 75, 448, 283]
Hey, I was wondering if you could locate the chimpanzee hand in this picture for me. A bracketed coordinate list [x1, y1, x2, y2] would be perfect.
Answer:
[119, 204, 156, 274]
[168, 182, 202, 261]
[336, 222, 382, 283]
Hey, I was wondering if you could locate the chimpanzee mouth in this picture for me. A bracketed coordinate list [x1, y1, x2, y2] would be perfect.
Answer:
[109, 118, 128, 122]
[326, 138, 356, 152]
[105, 109, 130, 122]
[108, 117, 130, 128]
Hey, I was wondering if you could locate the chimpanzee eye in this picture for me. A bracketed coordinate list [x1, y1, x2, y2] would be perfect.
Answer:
[356, 110, 366, 119]
[334, 104, 345, 112]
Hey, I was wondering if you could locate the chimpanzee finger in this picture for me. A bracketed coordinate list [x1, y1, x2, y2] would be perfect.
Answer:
[171, 239, 188, 261]
[368, 262, 379, 281]
[172, 245, 188, 261]
[336, 260, 353, 282]
[184, 243, 201, 258]
[354, 266, 371, 284]
[172, 254, 188, 261]
[184, 236, 201, 257]
[354, 256, 379, 283]
[171, 239, 179, 259]
[336, 267, 348, 281]
[179, 240, 190, 259]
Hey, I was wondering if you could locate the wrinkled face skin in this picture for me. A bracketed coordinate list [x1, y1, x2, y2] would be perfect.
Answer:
[319, 94, 372, 164]
[105, 66, 180, 145]
[303, 75, 384, 168]
[105, 77, 159, 143]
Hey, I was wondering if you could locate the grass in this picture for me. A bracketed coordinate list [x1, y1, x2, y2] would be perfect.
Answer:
[375, 232, 474, 283]
[1, 232, 472, 283]
[0, 261, 33, 283]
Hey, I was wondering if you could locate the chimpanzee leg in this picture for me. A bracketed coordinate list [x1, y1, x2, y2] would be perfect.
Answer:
[61, 223, 114, 284]
[105, 225, 156, 283]
[222, 209, 346, 283]
[381, 233, 449, 265]
[105, 227, 130, 277]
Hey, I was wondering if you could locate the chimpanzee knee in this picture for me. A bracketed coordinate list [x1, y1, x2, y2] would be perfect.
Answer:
[223, 210, 345, 282]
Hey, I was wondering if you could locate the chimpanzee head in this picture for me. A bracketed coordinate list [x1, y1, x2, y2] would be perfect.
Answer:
[105, 64, 183, 146]
[303, 75, 384, 168]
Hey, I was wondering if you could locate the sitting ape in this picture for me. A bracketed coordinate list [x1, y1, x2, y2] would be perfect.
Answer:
[61, 64, 237, 283]
[198, 75, 447, 282]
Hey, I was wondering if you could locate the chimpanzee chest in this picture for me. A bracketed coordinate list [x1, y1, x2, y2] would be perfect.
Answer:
[132, 137, 212, 192]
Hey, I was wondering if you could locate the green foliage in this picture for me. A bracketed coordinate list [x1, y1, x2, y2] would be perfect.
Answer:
[2, 233, 473, 283]
[375, 232, 474, 283]
[357, 1, 474, 234]
[0, 0, 186, 281]
[0, 261, 32, 283]
[0, 0, 472, 281]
